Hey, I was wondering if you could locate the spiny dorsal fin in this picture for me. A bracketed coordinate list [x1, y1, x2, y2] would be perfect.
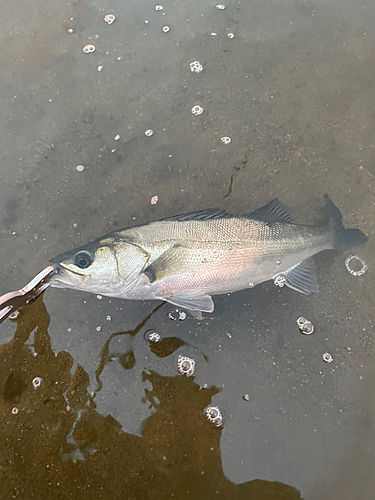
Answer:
[246, 199, 293, 224]
[161, 208, 232, 222]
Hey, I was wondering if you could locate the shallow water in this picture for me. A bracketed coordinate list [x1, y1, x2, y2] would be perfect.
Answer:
[0, 0, 374, 498]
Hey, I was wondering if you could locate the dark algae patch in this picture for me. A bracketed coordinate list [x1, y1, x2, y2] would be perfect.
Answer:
[0, 298, 301, 500]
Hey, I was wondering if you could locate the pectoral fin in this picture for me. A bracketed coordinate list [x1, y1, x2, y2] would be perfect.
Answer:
[187, 310, 204, 320]
[162, 293, 214, 314]
[143, 246, 188, 283]
[283, 257, 319, 295]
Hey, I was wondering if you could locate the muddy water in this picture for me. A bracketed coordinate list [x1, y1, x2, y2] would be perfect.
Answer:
[0, 1, 374, 499]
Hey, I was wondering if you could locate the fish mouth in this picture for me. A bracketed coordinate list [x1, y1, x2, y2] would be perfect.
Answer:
[48, 263, 86, 290]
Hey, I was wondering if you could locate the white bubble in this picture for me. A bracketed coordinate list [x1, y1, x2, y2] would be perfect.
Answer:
[168, 308, 186, 320]
[155, 5, 163, 10]
[190, 61, 203, 73]
[274, 275, 286, 287]
[151, 195, 158, 205]
[114, 135, 120, 141]
[97, 65, 103, 72]
[145, 129, 154, 136]
[216, 4, 226, 9]
[297, 317, 314, 335]
[221, 136, 231, 145]
[96, 295, 103, 300]
[191, 105, 203, 116]
[323, 352, 333, 363]
[205, 406, 223, 427]
[147, 331, 161, 343]
[96, 326, 102, 332]
[162, 26, 170, 33]
[106, 315, 112, 321]
[32, 377, 43, 390]
[227, 32, 235, 39]
[104, 14, 116, 25]
[83, 44, 95, 54]
[67, 28, 73, 34]
[11, 407, 18, 415]
[178, 311, 187, 321]
[178, 355, 195, 377]
[76, 165, 85, 172]
[9, 310, 20, 320]
[345, 255, 368, 277]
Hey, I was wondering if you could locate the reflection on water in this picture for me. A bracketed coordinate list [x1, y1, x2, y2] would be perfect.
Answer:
[0, 297, 301, 500]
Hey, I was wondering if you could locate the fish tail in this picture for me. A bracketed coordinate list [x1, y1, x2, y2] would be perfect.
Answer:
[324, 194, 367, 251]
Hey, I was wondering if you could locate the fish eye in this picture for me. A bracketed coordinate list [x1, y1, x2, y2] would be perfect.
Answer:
[74, 251, 93, 269]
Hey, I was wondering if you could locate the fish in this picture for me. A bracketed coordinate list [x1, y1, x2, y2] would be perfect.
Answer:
[49, 195, 367, 319]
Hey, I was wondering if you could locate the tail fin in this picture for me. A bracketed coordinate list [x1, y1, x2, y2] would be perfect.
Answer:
[324, 195, 367, 251]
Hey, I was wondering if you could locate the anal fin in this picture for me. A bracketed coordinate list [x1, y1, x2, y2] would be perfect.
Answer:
[283, 257, 319, 295]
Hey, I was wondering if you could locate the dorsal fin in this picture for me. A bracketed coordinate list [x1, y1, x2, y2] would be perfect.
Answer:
[245, 199, 293, 224]
[161, 208, 232, 222]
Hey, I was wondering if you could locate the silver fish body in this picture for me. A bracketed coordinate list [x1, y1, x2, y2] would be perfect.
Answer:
[49, 196, 366, 317]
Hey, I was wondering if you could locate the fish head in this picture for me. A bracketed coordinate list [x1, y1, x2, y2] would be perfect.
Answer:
[49, 237, 150, 296]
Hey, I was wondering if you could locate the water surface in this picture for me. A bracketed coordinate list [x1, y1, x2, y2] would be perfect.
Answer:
[0, 0, 374, 498]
